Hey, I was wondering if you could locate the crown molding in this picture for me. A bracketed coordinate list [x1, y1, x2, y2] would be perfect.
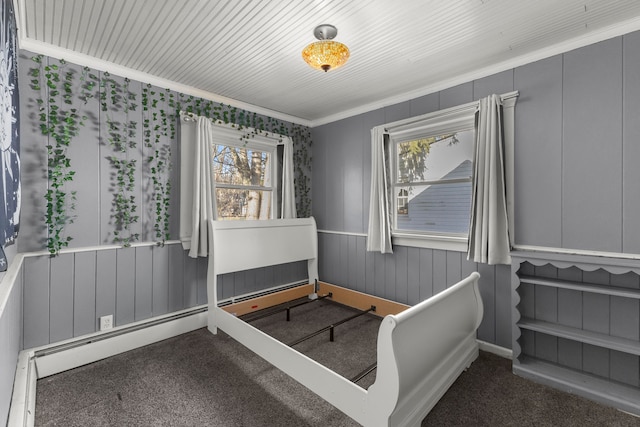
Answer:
[309, 15, 640, 127]
[17, 38, 312, 128]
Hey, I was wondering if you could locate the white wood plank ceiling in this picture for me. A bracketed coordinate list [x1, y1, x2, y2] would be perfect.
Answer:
[14, 0, 640, 126]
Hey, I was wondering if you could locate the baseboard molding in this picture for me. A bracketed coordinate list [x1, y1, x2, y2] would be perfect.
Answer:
[9, 305, 208, 427]
[477, 340, 513, 359]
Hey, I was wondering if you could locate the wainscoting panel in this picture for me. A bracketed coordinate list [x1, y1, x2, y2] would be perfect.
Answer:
[21, 243, 308, 348]
[317, 232, 510, 348]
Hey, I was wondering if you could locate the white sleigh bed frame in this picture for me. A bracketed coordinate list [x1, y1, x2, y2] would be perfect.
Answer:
[207, 217, 483, 427]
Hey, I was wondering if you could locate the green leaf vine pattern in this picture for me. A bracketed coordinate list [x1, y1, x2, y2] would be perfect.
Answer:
[29, 55, 84, 255]
[143, 85, 173, 245]
[28, 55, 312, 252]
[176, 94, 312, 217]
[103, 74, 140, 247]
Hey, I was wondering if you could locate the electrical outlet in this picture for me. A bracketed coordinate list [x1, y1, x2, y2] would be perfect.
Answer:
[100, 314, 113, 331]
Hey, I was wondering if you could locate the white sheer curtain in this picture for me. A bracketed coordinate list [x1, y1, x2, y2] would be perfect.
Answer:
[366, 126, 393, 253]
[467, 94, 511, 265]
[281, 137, 297, 219]
[179, 112, 217, 258]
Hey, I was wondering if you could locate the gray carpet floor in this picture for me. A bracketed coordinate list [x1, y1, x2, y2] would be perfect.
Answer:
[35, 300, 640, 426]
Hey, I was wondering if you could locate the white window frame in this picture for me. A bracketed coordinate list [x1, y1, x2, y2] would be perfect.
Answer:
[387, 103, 476, 252]
[211, 124, 279, 220]
[382, 92, 517, 252]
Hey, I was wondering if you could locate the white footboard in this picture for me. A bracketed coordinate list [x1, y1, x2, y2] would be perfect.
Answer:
[366, 272, 483, 427]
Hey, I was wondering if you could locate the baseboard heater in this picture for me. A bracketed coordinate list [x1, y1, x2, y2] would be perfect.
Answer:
[9, 280, 308, 427]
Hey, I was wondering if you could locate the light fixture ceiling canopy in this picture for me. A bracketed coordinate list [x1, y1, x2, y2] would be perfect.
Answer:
[302, 24, 350, 72]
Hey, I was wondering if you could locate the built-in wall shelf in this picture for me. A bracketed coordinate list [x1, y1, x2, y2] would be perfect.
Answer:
[518, 318, 640, 356]
[511, 251, 640, 416]
[515, 356, 640, 416]
[519, 275, 640, 299]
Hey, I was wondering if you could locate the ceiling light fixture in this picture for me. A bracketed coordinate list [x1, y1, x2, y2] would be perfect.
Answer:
[302, 24, 350, 72]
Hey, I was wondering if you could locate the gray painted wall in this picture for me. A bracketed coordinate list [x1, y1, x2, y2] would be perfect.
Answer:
[312, 31, 640, 349]
[16, 51, 309, 350]
[21, 244, 306, 349]
[0, 248, 22, 426]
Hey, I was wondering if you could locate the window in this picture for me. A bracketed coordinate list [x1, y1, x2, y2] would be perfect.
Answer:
[392, 129, 474, 235]
[212, 139, 277, 220]
[385, 102, 477, 251]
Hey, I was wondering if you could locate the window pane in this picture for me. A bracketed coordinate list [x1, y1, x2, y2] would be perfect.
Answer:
[216, 188, 272, 220]
[213, 145, 271, 186]
[395, 180, 472, 234]
[396, 130, 474, 183]
[394, 129, 474, 235]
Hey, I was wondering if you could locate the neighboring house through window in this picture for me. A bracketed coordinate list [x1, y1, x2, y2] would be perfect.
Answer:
[393, 130, 474, 236]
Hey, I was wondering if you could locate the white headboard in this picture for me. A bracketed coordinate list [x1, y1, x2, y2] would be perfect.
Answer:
[209, 217, 319, 281]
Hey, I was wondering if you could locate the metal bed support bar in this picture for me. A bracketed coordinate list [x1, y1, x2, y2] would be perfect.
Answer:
[242, 292, 332, 323]
[288, 305, 376, 347]
[351, 362, 378, 383]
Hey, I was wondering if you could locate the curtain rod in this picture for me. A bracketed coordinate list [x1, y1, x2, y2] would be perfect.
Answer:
[381, 90, 519, 133]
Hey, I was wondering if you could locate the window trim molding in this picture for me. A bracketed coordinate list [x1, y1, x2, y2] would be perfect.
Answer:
[374, 90, 519, 252]
[210, 122, 280, 220]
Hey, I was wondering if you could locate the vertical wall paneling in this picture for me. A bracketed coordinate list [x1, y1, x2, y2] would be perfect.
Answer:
[347, 235, 358, 293]
[115, 247, 136, 326]
[49, 254, 75, 343]
[364, 245, 376, 297]
[622, 32, 640, 253]
[360, 109, 385, 233]
[66, 62, 101, 246]
[183, 251, 198, 308]
[476, 263, 496, 343]
[383, 101, 411, 124]
[355, 236, 367, 293]
[407, 247, 420, 305]
[310, 125, 327, 228]
[22, 256, 49, 348]
[98, 70, 114, 243]
[562, 38, 623, 252]
[151, 244, 170, 316]
[445, 251, 462, 286]
[384, 252, 396, 301]
[409, 92, 439, 117]
[339, 234, 350, 288]
[220, 273, 233, 300]
[438, 82, 473, 110]
[168, 244, 184, 312]
[196, 256, 207, 305]
[512, 56, 563, 247]
[418, 249, 434, 302]
[17, 53, 48, 252]
[134, 245, 153, 321]
[472, 70, 514, 100]
[73, 251, 97, 336]
[394, 246, 408, 304]
[326, 122, 344, 232]
[0, 260, 23, 427]
[342, 116, 363, 232]
[432, 250, 447, 294]
[95, 249, 117, 329]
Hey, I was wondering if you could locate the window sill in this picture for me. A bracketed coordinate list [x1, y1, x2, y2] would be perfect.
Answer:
[392, 233, 468, 252]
